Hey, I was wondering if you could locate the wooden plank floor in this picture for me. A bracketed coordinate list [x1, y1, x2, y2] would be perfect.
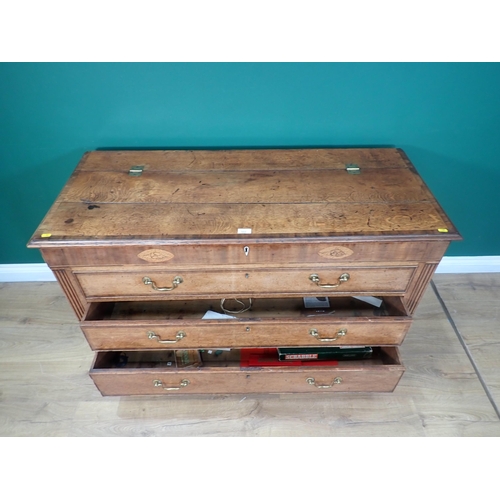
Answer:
[433, 274, 500, 414]
[1, 277, 499, 436]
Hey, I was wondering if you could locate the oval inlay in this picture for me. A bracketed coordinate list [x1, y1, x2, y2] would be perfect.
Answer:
[318, 246, 354, 259]
[138, 249, 175, 263]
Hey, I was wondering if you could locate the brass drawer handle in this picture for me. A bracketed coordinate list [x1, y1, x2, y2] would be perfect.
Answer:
[309, 273, 350, 288]
[148, 330, 186, 344]
[306, 376, 343, 388]
[143, 275, 183, 291]
[310, 328, 347, 342]
[153, 379, 190, 391]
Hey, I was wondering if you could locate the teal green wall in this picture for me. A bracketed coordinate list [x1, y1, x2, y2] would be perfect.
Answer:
[1, 63, 499, 263]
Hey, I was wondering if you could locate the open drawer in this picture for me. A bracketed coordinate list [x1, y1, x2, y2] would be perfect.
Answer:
[81, 296, 412, 350]
[90, 347, 405, 395]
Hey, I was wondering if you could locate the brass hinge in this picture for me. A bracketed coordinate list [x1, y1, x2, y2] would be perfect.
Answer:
[129, 165, 144, 176]
[345, 163, 360, 174]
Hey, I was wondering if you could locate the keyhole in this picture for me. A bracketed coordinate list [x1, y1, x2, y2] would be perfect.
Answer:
[244, 246, 249, 256]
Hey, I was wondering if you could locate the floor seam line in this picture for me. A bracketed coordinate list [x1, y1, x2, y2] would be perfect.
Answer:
[430, 279, 500, 420]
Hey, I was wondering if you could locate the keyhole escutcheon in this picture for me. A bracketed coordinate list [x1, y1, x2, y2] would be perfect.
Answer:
[244, 246, 250, 256]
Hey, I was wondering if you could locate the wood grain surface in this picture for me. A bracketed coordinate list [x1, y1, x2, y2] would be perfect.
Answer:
[39, 240, 451, 268]
[27, 148, 460, 246]
[90, 363, 405, 396]
[433, 273, 500, 409]
[59, 169, 431, 204]
[74, 265, 416, 300]
[76, 148, 410, 171]
[1, 280, 499, 436]
[30, 201, 456, 242]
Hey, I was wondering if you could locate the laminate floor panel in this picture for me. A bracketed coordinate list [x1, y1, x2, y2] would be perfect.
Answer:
[433, 273, 500, 412]
[1, 280, 499, 437]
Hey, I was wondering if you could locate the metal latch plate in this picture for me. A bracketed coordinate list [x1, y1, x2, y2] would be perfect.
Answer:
[345, 163, 360, 174]
[129, 165, 144, 176]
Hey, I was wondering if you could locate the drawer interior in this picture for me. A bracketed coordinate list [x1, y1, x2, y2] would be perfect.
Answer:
[92, 346, 401, 370]
[85, 296, 407, 322]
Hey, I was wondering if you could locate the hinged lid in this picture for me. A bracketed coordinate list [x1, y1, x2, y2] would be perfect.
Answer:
[27, 148, 461, 247]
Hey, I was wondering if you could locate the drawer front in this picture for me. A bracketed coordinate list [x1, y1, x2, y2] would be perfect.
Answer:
[89, 347, 404, 395]
[82, 319, 411, 350]
[90, 365, 404, 396]
[75, 266, 416, 300]
[41, 240, 450, 267]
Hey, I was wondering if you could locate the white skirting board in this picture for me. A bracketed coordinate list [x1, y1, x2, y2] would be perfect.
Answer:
[434, 256, 500, 273]
[0, 264, 56, 282]
[1, 257, 500, 282]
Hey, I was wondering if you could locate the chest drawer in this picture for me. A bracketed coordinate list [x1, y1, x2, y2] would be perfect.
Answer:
[81, 297, 411, 350]
[90, 347, 405, 395]
[74, 266, 417, 300]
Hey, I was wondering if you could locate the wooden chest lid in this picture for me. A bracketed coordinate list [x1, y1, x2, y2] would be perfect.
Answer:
[28, 148, 461, 247]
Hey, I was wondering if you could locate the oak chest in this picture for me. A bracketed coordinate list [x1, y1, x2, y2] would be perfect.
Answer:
[28, 148, 460, 396]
